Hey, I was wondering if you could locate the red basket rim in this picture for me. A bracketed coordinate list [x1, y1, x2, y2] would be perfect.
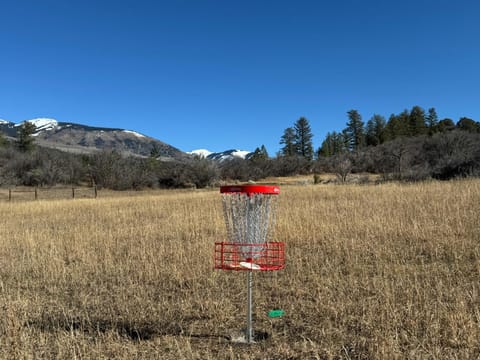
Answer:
[220, 184, 280, 195]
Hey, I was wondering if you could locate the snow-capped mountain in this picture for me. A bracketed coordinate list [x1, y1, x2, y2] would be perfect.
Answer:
[0, 117, 185, 159]
[189, 149, 253, 161]
[0, 120, 16, 137]
[15, 118, 59, 134]
[188, 149, 213, 158]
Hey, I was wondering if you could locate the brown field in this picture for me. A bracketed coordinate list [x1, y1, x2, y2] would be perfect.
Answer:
[0, 180, 479, 359]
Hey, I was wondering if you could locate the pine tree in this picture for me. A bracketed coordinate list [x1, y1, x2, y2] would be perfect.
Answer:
[260, 144, 269, 158]
[319, 132, 334, 157]
[408, 106, 427, 136]
[250, 145, 269, 162]
[336, 131, 349, 154]
[319, 131, 347, 157]
[366, 114, 386, 146]
[280, 127, 296, 157]
[456, 117, 479, 133]
[438, 118, 455, 132]
[385, 110, 409, 141]
[426, 107, 439, 135]
[16, 121, 37, 152]
[294, 117, 314, 160]
[345, 110, 365, 151]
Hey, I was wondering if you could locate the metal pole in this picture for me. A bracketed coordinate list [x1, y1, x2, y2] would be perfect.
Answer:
[246, 270, 253, 343]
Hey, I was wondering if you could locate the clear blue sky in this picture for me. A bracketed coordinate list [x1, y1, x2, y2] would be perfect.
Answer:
[1, 0, 479, 154]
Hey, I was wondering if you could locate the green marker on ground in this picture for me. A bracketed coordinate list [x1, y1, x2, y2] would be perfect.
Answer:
[268, 309, 285, 318]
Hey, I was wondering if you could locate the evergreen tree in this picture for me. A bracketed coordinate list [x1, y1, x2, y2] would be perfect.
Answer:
[250, 145, 269, 162]
[294, 117, 314, 160]
[456, 117, 479, 133]
[16, 121, 37, 152]
[260, 144, 269, 158]
[397, 110, 411, 137]
[280, 127, 297, 156]
[408, 106, 427, 136]
[366, 114, 386, 146]
[318, 132, 334, 157]
[385, 110, 409, 141]
[426, 107, 439, 135]
[319, 131, 348, 157]
[345, 110, 365, 151]
[438, 118, 455, 132]
[337, 131, 349, 154]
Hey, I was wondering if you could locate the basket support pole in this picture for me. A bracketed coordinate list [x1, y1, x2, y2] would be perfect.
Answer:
[246, 271, 253, 343]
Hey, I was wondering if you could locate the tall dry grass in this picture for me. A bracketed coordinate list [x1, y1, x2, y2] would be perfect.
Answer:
[0, 180, 479, 359]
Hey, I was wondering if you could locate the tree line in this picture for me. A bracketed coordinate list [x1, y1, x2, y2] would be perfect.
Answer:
[275, 106, 480, 181]
[318, 107, 479, 156]
[1, 106, 479, 190]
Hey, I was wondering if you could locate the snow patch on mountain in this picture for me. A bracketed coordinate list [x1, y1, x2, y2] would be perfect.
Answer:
[188, 149, 213, 158]
[123, 130, 146, 138]
[189, 149, 253, 161]
[15, 118, 59, 134]
[27, 118, 58, 130]
[0, 119, 10, 124]
[230, 150, 251, 158]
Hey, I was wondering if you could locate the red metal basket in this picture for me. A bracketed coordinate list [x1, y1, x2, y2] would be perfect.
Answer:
[214, 242, 285, 271]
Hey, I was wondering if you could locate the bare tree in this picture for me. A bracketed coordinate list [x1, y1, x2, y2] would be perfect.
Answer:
[332, 155, 352, 183]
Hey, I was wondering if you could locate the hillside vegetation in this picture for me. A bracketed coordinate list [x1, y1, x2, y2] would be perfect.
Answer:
[2, 108, 480, 190]
[0, 180, 479, 359]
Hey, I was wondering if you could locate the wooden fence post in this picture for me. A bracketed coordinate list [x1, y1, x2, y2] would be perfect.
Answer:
[94, 185, 97, 199]
[72, 187, 75, 199]
[9, 189, 11, 202]
[35, 187, 38, 200]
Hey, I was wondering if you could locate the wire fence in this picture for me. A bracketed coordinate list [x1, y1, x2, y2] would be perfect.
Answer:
[0, 186, 98, 202]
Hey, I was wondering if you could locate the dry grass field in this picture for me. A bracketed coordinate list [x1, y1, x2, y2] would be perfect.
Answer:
[0, 180, 479, 359]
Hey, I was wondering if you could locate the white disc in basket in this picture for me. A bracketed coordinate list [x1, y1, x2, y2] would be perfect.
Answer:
[239, 262, 261, 270]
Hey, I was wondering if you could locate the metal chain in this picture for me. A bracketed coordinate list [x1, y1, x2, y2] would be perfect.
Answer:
[222, 193, 278, 258]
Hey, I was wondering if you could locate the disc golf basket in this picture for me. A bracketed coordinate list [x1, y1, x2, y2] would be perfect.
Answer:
[214, 185, 285, 343]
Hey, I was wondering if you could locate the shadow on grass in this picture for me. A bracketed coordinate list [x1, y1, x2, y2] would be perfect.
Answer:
[26, 316, 233, 342]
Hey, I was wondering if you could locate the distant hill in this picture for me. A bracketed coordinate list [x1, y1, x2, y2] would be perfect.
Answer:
[0, 118, 186, 160]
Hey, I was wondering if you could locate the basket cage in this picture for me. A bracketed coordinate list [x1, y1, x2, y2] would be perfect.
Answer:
[216, 185, 284, 271]
[214, 241, 285, 271]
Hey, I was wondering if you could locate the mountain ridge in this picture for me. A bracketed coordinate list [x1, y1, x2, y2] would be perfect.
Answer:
[1, 118, 255, 162]
[0, 118, 186, 160]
